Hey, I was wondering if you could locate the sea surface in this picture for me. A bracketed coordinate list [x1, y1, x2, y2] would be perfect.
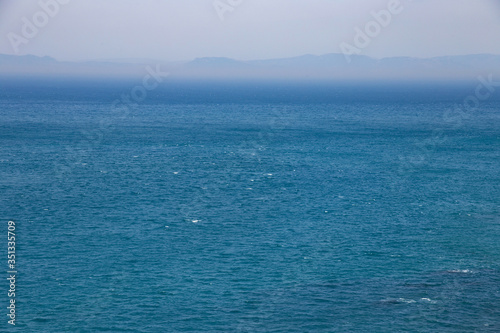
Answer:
[1, 80, 500, 332]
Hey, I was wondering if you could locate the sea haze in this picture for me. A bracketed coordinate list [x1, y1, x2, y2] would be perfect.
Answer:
[2, 53, 500, 80]
[1, 79, 499, 332]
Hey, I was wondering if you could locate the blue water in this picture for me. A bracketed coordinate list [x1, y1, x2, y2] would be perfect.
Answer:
[1, 81, 500, 332]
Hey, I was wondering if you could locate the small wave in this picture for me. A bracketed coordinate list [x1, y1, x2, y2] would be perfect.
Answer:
[447, 269, 473, 274]
[397, 298, 416, 304]
[380, 298, 416, 304]
[420, 298, 437, 304]
[379, 297, 439, 305]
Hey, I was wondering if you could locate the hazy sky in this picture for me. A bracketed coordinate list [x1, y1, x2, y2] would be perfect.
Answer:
[1, 0, 499, 62]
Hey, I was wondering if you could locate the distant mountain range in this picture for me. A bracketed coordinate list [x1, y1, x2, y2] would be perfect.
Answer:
[1, 53, 499, 80]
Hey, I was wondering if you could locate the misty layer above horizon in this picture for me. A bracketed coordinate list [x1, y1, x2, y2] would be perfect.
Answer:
[1, 53, 500, 81]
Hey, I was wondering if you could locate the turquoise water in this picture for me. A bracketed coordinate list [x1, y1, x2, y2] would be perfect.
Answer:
[1, 82, 500, 332]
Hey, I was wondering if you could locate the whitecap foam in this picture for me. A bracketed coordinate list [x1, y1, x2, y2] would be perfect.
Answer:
[420, 298, 437, 304]
[447, 269, 472, 274]
[397, 298, 416, 304]
[380, 298, 416, 304]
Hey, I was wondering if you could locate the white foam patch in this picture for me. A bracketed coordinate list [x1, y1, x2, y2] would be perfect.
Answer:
[420, 298, 437, 304]
[448, 269, 473, 274]
[397, 298, 416, 304]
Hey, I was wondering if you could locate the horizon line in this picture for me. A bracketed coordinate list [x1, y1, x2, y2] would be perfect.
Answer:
[2, 52, 500, 65]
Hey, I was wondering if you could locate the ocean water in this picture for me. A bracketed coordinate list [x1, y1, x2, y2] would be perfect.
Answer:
[1, 80, 500, 332]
